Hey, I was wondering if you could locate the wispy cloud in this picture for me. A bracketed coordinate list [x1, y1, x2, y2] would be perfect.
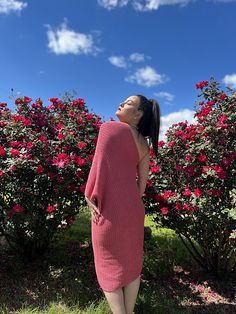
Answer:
[0, 0, 27, 14]
[133, 0, 189, 12]
[98, 0, 236, 11]
[108, 55, 127, 68]
[97, 0, 129, 10]
[154, 91, 174, 103]
[45, 20, 101, 56]
[160, 108, 197, 141]
[125, 66, 168, 87]
[222, 73, 236, 89]
[129, 53, 145, 62]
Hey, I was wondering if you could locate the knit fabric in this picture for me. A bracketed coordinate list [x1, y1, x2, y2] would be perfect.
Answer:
[84, 121, 145, 292]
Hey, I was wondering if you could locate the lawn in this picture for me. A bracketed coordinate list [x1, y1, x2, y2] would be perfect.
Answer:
[0, 207, 235, 314]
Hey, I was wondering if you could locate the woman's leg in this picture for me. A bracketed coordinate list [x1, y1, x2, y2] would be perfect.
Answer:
[123, 276, 141, 314]
[103, 287, 127, 314]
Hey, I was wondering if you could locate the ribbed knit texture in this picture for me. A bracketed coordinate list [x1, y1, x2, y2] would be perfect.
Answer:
[84, 121, 145, 292]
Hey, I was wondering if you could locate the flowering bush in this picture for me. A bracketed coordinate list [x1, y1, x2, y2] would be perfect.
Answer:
[0, 94, 102, 259]
[144, 78, 236, 276]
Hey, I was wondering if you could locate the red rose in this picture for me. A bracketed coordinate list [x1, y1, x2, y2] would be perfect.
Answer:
[10, 149, 20, 156]
[36, 165, 44, 174]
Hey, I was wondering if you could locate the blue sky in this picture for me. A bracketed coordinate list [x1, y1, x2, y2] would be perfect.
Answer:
[0, 0, 236, 140]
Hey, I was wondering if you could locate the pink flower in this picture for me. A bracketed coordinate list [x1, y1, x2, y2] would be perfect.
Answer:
[39, 135, 47, 142]
[183, 189, 191, 197]
[185, 154, 193, 161]
[193, 188, 202, 197]
[161, 207, 168, 215]
[150, 166, 160, 174]
[168, 141, 176, 147]
[0, 170, 5, 176]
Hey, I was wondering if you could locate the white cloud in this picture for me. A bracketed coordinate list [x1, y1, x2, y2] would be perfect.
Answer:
[0, 0, 27, 14]
[129, 53, 145, 62]
[97, 0, 129, 10]
[154, 91, 174, 103]
[45, 20, 101, 56]
[222, 73, 236, 89]
[98, 0, 236, 12]
[125, 66, 168, 87]
[133, 0, 189, 11]
[108, 55, 127, 68]
[159, 108, 197, 141]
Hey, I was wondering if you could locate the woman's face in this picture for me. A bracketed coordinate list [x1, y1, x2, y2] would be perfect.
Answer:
[115, 95, 143, 124]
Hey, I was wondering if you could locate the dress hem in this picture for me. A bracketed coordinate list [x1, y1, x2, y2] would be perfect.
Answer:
[100, 272, 142, 293]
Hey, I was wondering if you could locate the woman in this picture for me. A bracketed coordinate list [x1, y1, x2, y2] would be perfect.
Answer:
[84, 95, 160, 314]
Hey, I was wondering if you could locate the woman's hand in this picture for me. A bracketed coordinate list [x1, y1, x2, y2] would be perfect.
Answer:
[85, 196, 101, 224]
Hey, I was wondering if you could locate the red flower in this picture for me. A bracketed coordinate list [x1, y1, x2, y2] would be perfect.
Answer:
[36, 165, 44, 174]
[219, 93, 227, 100]
[183, 189, 191, 197]
[23, 96, 32, 103]
[212, 165, 227, 180]
[185, 154, 193, 161]
[10, 149, 20, 156]
[0, 148, 6, 156]
[66, 216, 75, 226]
[158, 140, 165, 147]
[163, 190, 177, 198]
[77, 142, 87, 149]
[0, 170, 5, 176]
[22, 118, 31, 126]
[168, 141, 176, 147]
[58, 133, 66, 140]
[212, 189, 221, 197]
[175, 203, 183, 211]
[79, 184, 85, 193]
[12, 204, 25, 213]
[206, 101, 214, 107]
[26, 142, 35, 150]
[197, 153, 207, 163]
[193, 188, 202, 197]
[47, 205, 55, 214]
[161, 207, 168, 215]
[150, 166, 160, 174]
[77, 156, 86, 166]
[202, 165, 211, 174]
[196, 81, 208, 89]
[200, 106, 212, 117]
[39, 135, 47, 142]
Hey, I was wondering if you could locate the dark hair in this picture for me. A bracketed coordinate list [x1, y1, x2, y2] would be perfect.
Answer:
[136, 95, 161, 157]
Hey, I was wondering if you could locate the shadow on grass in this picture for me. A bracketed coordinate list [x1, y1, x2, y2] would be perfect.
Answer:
[0, 209, 235, 314]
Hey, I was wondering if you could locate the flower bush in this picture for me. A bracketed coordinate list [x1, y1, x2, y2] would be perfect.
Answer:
[0, 94, 102, 259]
[144, 78, 236, 277]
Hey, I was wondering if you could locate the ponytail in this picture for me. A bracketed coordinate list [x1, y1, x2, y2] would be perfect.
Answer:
[136, 95, 161, 157]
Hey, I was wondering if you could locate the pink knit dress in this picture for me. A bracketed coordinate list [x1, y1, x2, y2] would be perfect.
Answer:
[84, 121, 145, 292]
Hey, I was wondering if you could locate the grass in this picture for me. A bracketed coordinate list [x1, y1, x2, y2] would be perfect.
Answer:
[0, 207, 235, 314]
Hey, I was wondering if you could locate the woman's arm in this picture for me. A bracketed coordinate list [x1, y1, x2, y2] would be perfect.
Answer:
[85, 196, 101, 223]
[137, 152, 150, 198]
